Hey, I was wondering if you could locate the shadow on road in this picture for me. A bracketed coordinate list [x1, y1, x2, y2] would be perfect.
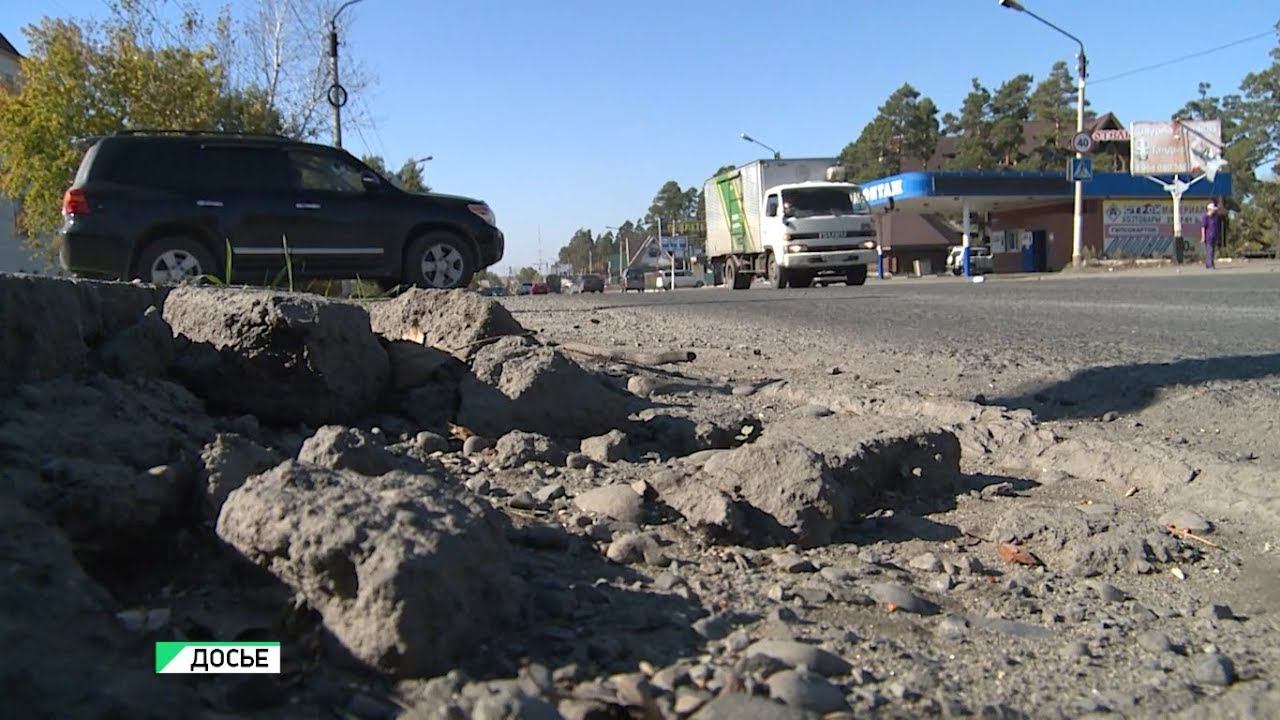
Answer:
[986, 353, 1280, 421]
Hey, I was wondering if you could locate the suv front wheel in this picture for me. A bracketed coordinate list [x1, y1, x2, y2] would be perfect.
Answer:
[405, 232, 475, 289]
[135, 236, 216, 284]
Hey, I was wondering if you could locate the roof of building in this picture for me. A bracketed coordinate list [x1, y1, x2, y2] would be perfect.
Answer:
[904, 112, 1131, 172]
[0, 32, 22, 59]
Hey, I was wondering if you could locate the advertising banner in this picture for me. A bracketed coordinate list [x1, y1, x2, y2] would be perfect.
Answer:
[1102, 200, 1204, 257]
[1130, 120, 1222, 176]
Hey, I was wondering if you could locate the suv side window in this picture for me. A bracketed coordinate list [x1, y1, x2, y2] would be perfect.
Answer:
[193, 145, 291, 193]
[288, 151, 369, 194]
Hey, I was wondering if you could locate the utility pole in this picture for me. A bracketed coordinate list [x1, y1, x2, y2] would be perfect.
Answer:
[997, 0, 1087, 268]
[327, 0, 366, 148]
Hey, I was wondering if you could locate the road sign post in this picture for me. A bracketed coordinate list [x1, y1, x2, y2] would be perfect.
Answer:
[1068, 157, 1094, 182]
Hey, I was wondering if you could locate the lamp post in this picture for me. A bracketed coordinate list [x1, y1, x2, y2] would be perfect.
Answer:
[328, 0, 366, 148]
[741, 132, 781, 159]
[407, 155, 433, 167]
[605, 225, 624, 284]
[998, 0, 1087, 269]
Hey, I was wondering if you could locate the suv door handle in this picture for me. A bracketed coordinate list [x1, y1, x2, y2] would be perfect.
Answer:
[295, 202, 321, 210]
[196, 200, 224, 207]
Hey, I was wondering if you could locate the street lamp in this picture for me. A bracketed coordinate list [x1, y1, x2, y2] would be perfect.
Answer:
[998, 0, 1087, 268]
[741, 132, 781, 159]
[407, 155, 433, 167]
[328, 0, 367, 148]
[605, 225, 625, 283]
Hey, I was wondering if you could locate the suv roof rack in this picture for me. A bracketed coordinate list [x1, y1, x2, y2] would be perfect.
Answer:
[112, 129, 293, 141]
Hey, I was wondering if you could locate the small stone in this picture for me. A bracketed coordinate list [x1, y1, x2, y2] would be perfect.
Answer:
[606, 532, 663, 565]
[1157, 510, 1213, 534]
[766, 584, 787, 602]
[1170, 567, 1186, 580]
[508, 491, 537, 510]
[744, 640, 852, 677]
[1088, 581, 1126, 603]
[793, 586, 832, 605]
[1137, 631, 1175, 654]
[935, 615, 969, 640]
[628, 375, 662, 397]
[574, 484, 644, 524]
[674, 687, 711, 715]
[1064, 641, 1091, 659]
[766, 669, 849, 713]
[580, 430, 631, 464]
[730, 384, 757, 397]
[909, 552, 943, 573]
[768, 607, 800, 624]
[462, 436, 492, 456]
[867, 582, 938, 615]
[533, 484, 566, 503]
[772, 552, 816, 573]
[1193, 653, 1237, 687]
[650, 665, 689, 692]
[464, 477, 491, 495]
[827, 366, 842, 375]
[653, 572, 685, 591]
[692, 614, 731, 641]
[413, 430, 450, 454]
[1197, 603, 1235, 621]
[566, 453, 591, 470]
[930, 574, 954, 594]
[1101, 411, 1119, 422]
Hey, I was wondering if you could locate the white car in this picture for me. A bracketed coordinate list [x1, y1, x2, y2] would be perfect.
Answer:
[946, 245, 993, 275]
[654, 269, 705, 290]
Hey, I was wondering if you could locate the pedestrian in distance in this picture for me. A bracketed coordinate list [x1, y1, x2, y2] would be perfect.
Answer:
[1201, 201, 1222, 269]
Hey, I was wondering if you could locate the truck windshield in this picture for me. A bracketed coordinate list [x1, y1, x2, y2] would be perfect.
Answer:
[782, 187, 871, 218]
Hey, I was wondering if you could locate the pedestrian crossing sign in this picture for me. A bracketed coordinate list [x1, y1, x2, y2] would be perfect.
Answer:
[1068, 157, 1093, 182]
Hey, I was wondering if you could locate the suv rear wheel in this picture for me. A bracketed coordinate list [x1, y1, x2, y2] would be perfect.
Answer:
[405, 232, 474, 289]
[135, 236, 216, 284]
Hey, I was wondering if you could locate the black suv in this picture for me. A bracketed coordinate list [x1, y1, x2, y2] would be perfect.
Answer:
[59, 130, 503, 288]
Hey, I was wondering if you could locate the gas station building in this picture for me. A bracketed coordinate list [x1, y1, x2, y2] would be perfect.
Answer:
[858, 169, 1232, 274]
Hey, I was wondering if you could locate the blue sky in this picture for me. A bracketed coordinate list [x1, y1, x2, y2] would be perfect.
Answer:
[3, 1, 1277, 271]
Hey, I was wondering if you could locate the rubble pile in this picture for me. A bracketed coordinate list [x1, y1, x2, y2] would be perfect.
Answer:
[0, 274, 1274, 719]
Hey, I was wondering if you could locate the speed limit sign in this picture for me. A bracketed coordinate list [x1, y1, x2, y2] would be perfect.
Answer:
[1072, 131, 1095, 154]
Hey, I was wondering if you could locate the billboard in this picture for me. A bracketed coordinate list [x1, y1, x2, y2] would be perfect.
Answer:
[1102, 200, 1204, 258]
[1130, 120, 1222, 176]
[659, 234, 689, 259]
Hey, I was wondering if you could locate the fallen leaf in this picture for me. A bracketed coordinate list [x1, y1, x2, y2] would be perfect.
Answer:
[447, 423, 474, 440]
[997, 542, 1042, 567]
[884, 602, 898, 613]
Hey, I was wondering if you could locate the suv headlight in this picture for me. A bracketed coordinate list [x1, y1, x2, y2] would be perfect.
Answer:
[468, 203, 496, 226]
[786, 243, 807, 253]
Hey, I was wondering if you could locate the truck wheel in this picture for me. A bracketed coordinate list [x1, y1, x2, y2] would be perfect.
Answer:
[727, 258, 751, 290]
[846, 265, 868, 286]
[767, 253, 790, 289]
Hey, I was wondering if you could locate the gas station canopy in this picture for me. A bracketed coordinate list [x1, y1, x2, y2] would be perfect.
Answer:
[858, 170, 1232, 215]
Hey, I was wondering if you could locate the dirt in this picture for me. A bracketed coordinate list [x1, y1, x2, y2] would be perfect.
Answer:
[1, 274, 1277, 719]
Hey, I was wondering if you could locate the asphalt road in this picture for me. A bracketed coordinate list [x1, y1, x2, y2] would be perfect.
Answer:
[514, 264, 1280, 369]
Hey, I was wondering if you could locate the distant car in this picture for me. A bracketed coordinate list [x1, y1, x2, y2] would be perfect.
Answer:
[577, 273, 605, 293]
[530, 281, 550, 295]
[946, 245, 993, 275]
[516, 282, 534, 295]
[478, 285, 508, 297]
[655, 269, 705, 290]
[623, 268, 646, 292]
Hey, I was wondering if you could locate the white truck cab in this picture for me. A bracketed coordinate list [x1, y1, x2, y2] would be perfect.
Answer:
[706, 159, 878, 289]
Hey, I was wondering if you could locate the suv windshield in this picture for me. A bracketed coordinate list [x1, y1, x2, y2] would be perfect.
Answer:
[782, 187, 871, 218]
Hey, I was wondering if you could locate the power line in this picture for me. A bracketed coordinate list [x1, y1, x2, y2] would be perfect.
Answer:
[1092, 29, 1277, 86]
